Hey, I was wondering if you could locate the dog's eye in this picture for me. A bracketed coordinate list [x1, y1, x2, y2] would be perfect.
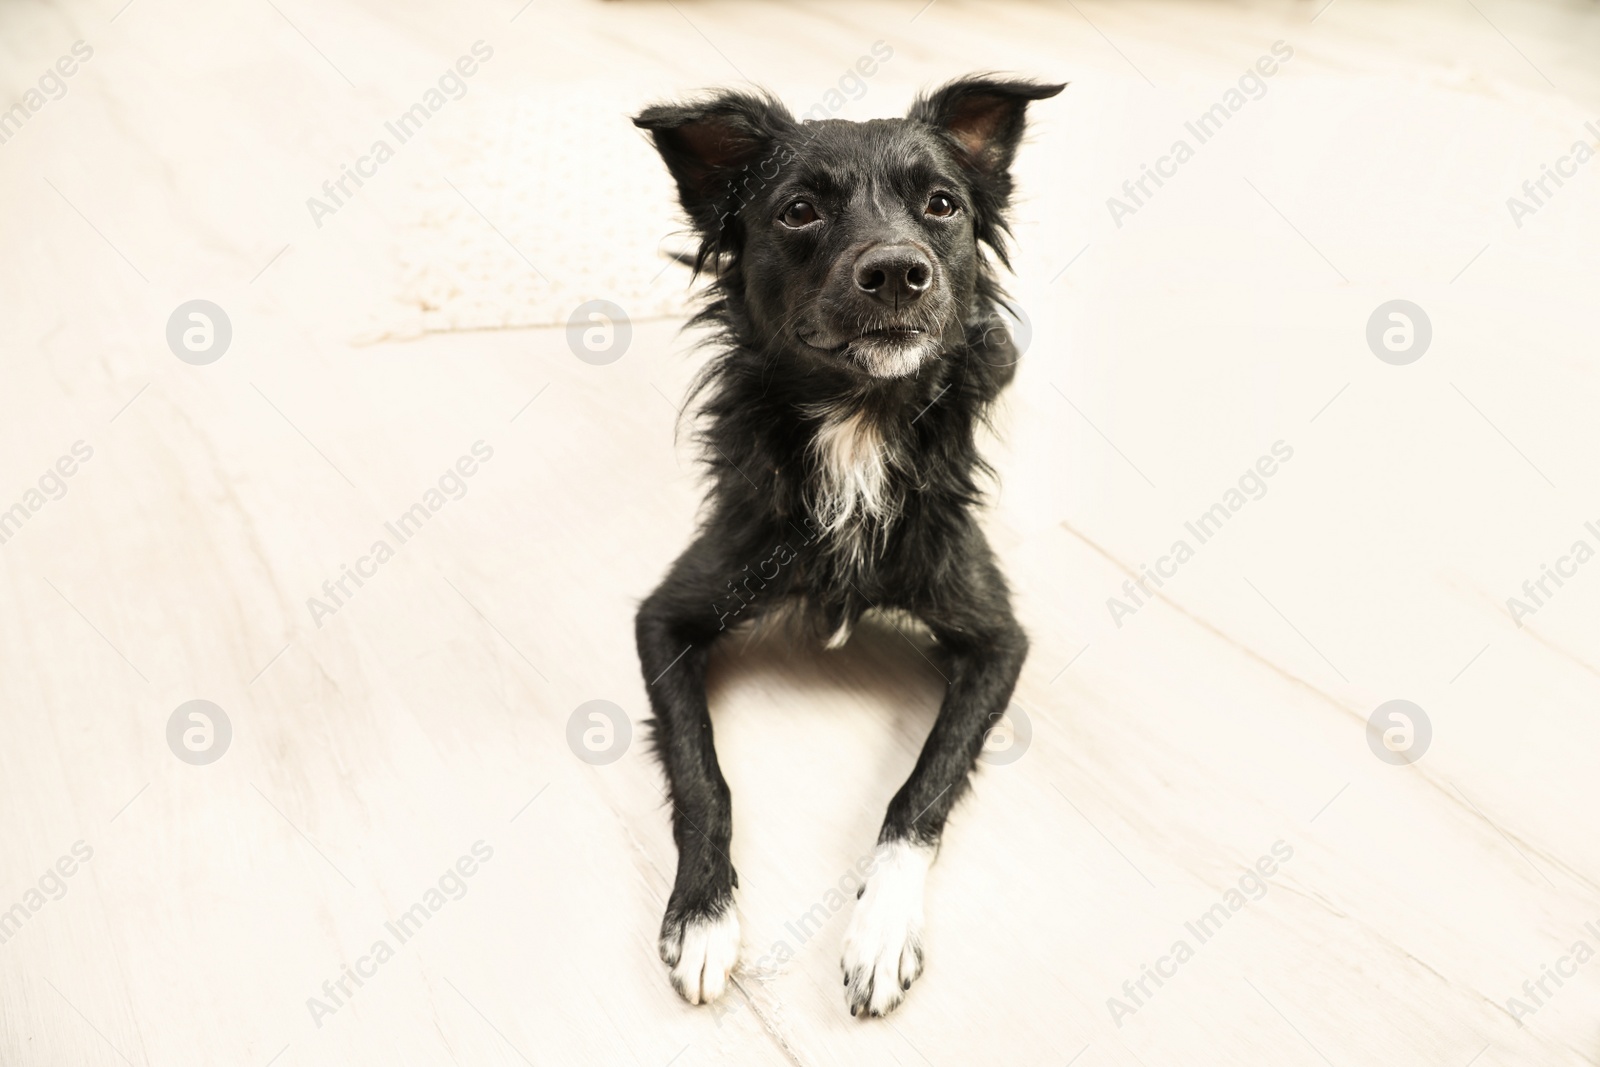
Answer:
[779, 200, 819, 228]
[925, 193, 958, 218]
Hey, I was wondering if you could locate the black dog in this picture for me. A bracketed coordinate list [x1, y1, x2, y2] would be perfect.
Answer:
[633, 75, 1062, 1017]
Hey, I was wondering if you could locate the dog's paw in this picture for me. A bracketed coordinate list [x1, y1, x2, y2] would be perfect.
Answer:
[841, 841, 932, 1017]
[660, 906, 741, 1006]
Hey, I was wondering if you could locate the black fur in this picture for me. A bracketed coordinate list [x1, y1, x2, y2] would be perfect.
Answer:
[632, 75, 1063, 1014]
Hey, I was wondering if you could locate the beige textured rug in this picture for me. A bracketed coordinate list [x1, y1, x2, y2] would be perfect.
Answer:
[373, 80, 704, 341]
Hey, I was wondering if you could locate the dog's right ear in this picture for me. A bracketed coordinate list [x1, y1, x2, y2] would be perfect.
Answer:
[634, 92, 794, 233]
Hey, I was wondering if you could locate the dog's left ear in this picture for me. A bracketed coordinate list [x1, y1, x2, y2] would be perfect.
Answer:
[909, 76, 1065, 178]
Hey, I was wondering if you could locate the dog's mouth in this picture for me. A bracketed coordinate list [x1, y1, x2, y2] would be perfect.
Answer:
[855, 326, 924, 344]
[799, 324, 928, 354]
[798, 323, 939, 380]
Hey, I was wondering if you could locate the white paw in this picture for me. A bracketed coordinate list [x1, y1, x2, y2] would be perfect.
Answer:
[661, 908, 741, 1005]
[841, 841, 932, 1017]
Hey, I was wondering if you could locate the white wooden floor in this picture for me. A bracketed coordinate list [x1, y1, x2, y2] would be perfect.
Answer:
[4, 0, 1600, 1064]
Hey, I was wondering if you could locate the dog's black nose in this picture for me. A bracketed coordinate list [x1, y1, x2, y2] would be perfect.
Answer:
[853, 245, 933, 304]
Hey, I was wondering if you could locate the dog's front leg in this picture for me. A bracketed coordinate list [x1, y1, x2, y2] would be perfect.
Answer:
[842, 551, 1028, 1017]
[635, 534, 761, 1006]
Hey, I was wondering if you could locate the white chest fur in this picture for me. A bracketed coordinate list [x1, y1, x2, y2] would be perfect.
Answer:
[807, 408, 898, 544]
[806, 412, 896, 531]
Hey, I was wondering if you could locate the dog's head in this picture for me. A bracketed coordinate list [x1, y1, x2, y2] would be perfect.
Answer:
[635, 76, 1063, 380]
